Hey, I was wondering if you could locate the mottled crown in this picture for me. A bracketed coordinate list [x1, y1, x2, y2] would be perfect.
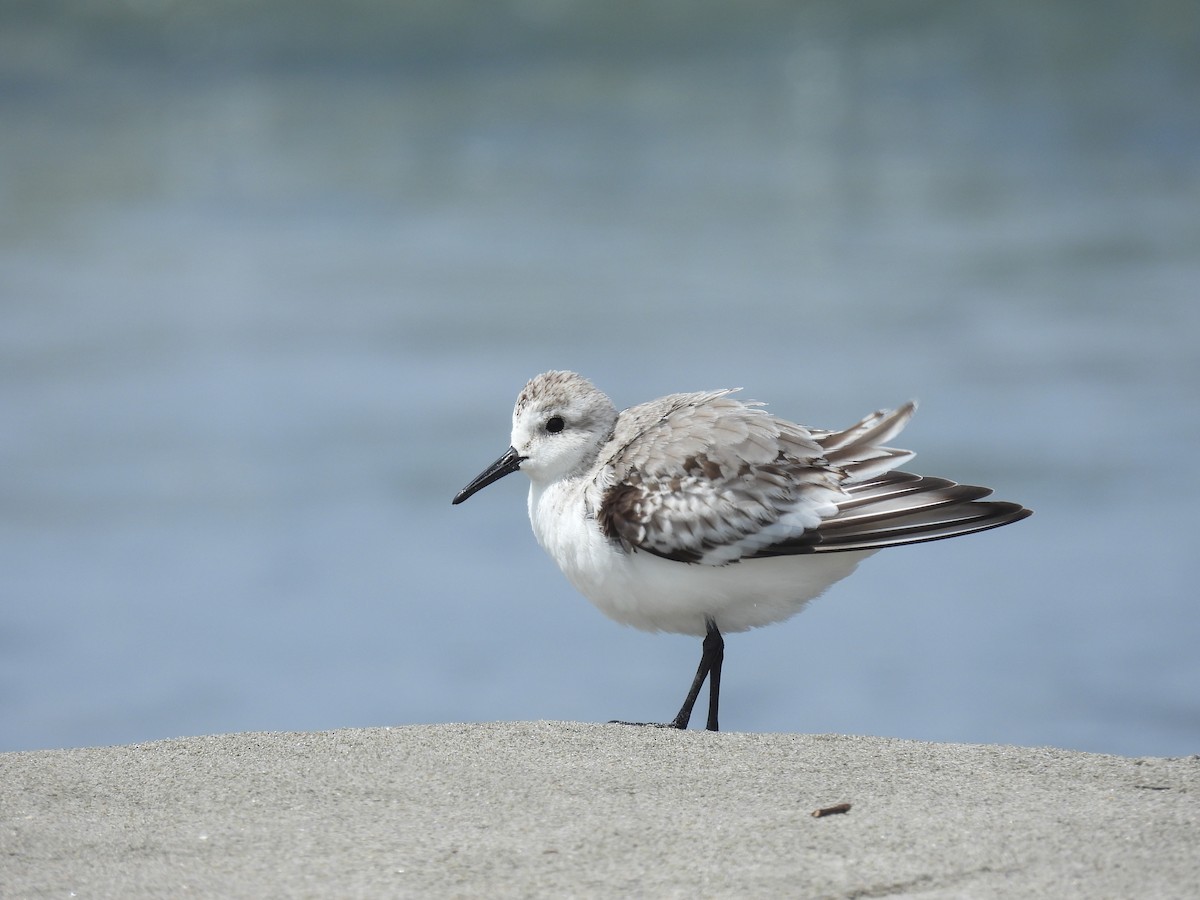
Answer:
[515, 370, 604, 417]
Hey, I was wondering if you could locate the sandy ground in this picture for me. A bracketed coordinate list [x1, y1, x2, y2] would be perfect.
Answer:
[2, 722, 1198, 898]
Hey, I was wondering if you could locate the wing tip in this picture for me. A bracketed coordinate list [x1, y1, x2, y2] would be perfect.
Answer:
[810, 499, 1032, 552]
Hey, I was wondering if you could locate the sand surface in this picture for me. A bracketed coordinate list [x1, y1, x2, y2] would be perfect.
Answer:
[3, 722, 1198, 898]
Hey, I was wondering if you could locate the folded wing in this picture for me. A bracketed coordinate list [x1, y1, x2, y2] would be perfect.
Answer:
[596, 396, 1030, 564]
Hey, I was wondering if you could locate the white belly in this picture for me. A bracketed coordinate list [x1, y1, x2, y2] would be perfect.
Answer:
[528, 481, 873, 636]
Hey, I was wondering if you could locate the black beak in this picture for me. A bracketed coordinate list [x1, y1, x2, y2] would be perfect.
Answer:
[452, 446, 525, 504]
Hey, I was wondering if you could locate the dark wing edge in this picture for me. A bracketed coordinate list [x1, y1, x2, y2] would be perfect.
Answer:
[748, 471, 1032, 557]
[596, 479, 707, 563]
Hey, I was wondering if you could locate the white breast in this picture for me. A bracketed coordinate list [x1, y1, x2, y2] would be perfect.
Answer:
[527, 480, 872, 636]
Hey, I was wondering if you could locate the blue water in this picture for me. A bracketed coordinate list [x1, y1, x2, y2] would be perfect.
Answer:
[2, 2, 1198, 756]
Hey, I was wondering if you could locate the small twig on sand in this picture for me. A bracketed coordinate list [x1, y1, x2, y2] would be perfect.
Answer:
[811, 802, 852, 818]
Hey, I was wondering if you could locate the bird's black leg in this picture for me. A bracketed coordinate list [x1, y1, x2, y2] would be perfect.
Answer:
[610, 617, 725, 731]
[704, 619, 723, 732]
[668, 618, 724, 731]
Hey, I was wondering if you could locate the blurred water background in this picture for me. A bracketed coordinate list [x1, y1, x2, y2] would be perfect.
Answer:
[2, 1, 1197, 756]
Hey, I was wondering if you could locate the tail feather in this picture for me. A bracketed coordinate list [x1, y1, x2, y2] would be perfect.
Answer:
[821, 481, 994, 531]
[817, 402, 917, 482]
[818, 401, 917, 459]
[746, 403, 1032, 558]
[812, 470, 1031, 552]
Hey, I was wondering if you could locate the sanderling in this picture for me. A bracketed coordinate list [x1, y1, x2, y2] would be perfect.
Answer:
[453, 371, 1031, 732]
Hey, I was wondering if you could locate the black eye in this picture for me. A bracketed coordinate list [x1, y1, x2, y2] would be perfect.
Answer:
[545, 416, 565, 433]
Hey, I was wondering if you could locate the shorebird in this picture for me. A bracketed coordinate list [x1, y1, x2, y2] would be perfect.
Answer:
[453, 371, 1031, 731]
